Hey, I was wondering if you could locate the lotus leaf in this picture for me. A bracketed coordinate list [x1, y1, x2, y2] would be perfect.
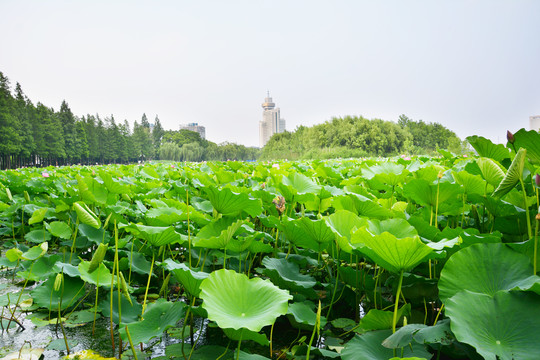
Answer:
[31, 274, 85, 310]
[492, 147, 526, 198]
[78, 260, 114, 287]
[163, 258, 209, 297]
[262, 257, 317, 298]
[123, 223, 184, 247]
[120, 299, 185, 344]
[200, 269, 292, 332]
[351, 219, 433, 273]
[438, 243, 540, 302]
[466, 135, 511, 163]
[205, 186, 262, 217]
[512, 128, 540, 164]
[24, 229, 52, 243]
[445, 290, 540, 360]
[46, 221, 73, 239]
[341, 330, 431, 360]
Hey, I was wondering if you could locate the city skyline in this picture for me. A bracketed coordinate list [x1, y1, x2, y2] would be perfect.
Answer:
[259, 92, 286, 148]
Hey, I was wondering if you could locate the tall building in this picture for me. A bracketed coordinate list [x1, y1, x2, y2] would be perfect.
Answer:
[179, 122, 206, 139]
[530, 115, 540, 132]
[259, 92, 286, 147]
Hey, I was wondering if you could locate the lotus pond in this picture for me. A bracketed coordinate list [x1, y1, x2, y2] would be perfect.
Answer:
[1, 130, 540, 360]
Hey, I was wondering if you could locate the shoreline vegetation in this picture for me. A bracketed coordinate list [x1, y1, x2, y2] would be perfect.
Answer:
[1, 71, 465, 171]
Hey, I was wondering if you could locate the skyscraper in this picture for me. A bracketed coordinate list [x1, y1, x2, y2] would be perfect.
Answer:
[259, 92, 286, 147]
[530, 115, 540, 132]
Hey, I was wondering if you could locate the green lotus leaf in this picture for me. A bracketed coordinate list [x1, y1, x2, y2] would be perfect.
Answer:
[282, 217, 335, 252]
[341, 329, 431, 360]
[192, 218, 251, 250]
[21, 242, 48, 261]
[475, 157, 505, 188]
[145, 207, 185, 226]
[120, 299, 185, 344]
[125, 251, 153, 275]
[78, 260, 114, 287]
[77, 175, 108, 205]
[362, 162, 410, 186]
[381, 323, 427, 349]
[286, 301, 327, 330]
[223, 328, 269, 346]
[17, 254, 61, 281]
[452, 170, 486, 196]
[74, 202, 101, 229]
[467, 135, 511, 163]
[512, 128, 540, 164]
[492, 147, 526, 198]
[31, 274, 85, 311]
[28, 207, 49, 225]
[446, 290, 540, 360]
[262, 257, 317, 297]
[123, 223, 185, 247]
[403, 179, 462, 210]
[205, 186, 262, 217]
[200, 269, 292, 332]
[278, 172, 321, 199]
[351, 219, 432, 273]
[5, 248, 23, 262]
[98, 170, 130, 194]
[99, 290, 141, 325]
[438, 243, 540, 302]
[24, 229, 52, 243]
[357, 305, 410, 333]
[46, 221, 73, 239]
[163, 258, 209, 297]
[78, 224, 112, 245]
[326, 210, 368, 253]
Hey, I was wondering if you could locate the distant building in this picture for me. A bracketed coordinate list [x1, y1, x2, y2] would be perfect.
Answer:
[530, 115, 540, 132]
[259, 92, 286, 147]
[179, 122, 206, 139]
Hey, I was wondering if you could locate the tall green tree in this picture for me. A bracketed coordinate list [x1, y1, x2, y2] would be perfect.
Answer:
[58, 100, 77, 163]
[152, 115, 165, 157]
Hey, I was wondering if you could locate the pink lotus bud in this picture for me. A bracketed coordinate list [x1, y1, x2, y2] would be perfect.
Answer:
[272, 163, 280, 170]
[41, 172, 49, 178]
[507, 130, 515, 144]
[536, 173, 540, 188]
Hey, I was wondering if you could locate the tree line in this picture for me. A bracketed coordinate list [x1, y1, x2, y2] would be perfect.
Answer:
[260, 115, 465, 160]
[0, 71, 259, 170]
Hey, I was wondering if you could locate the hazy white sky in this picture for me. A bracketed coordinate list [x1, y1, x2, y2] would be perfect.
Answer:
[1, 1, 539, 147]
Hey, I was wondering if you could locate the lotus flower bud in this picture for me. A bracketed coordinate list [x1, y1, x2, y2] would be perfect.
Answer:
[272, 196, 286, 215]
[88, 243, 108, 273]
[119, 271, 133, 306]
[54, 273, 64, 292]
[437, 171, 444, 179]
[507, 130, 515, 144]
[536, 213, 540, 221]
[536, 174, 540, 188]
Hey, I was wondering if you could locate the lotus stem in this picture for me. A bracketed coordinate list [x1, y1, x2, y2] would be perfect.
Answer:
[125, 326, 138, 360]
[534, 215, 539, 275]
[7, 261, 34, 330]
[110, 249, 116, 353]
[68, 217, 80, 264]
[186, 190, 192, 268]
[141, 252, 155, 318]
[115, 221, 123, 358]
[519, 178, 533, 240]
[433, 303, 444, 325]
[270, 322, 275, 359]
[236, 330, 243, 360]
[392, 270, 404, 333]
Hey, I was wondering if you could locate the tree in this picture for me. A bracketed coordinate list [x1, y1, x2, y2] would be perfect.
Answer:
[58, 100, 77, 163]
[152, 116, 165, 157]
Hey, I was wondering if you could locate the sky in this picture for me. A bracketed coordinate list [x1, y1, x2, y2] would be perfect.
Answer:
[1, 0, 539, 147]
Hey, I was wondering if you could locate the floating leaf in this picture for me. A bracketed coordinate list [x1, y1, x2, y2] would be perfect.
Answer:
[46, 221, 73, 239]
[492, 147, 526, 198]
[120, 299, 185, 344]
